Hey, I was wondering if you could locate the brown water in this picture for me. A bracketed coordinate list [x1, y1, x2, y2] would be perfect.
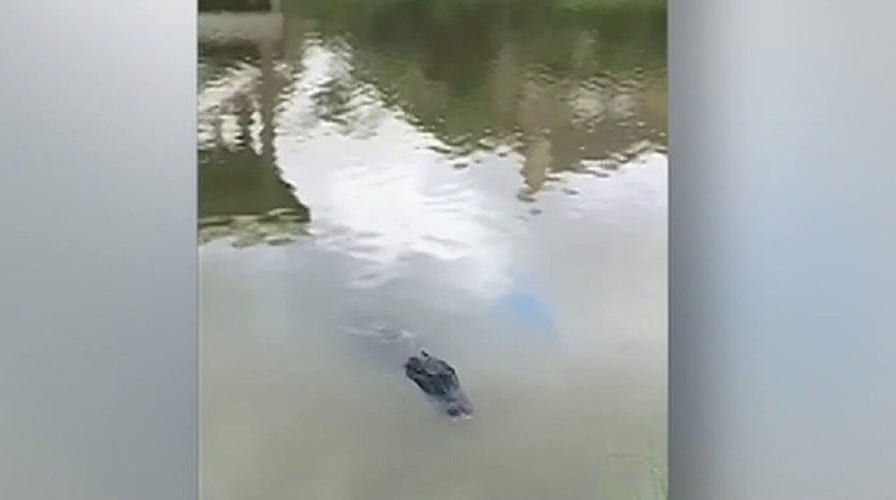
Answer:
[199, 2, 666, 498]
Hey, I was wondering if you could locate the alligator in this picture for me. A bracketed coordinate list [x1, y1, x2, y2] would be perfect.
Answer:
[345, 323, 473, 420]
[404, 349, 473, 419]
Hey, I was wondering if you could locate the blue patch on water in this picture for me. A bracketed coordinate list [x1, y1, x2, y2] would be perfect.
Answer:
[495, 275, 557, 337]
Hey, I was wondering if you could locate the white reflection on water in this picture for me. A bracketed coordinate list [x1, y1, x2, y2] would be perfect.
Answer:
[271, 44, 518, 297]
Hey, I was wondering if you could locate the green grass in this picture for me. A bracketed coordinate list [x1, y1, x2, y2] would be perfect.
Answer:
[600, 450, 668, 500]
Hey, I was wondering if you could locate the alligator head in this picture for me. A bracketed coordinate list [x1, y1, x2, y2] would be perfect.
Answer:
[403, 350, 474, 420]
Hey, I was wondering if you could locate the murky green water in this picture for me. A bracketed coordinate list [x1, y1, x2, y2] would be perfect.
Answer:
[199, 1, 666, 498]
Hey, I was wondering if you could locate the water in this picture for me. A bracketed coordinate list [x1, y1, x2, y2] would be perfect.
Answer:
[199, 1, 666, 498]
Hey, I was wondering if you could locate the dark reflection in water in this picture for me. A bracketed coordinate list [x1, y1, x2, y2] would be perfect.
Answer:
[198, 12, 311, 246]
[199, 2, 666, 499]
[198, 0, 665, 247]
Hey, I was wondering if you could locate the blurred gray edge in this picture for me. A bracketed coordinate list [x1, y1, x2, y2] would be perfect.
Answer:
[671, 0, 896, 498]
[1, 2, 197, 500]
[2, 1, 895, 499]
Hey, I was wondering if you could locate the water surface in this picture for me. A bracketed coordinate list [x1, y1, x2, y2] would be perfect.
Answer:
[199, 2, 666, 498]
